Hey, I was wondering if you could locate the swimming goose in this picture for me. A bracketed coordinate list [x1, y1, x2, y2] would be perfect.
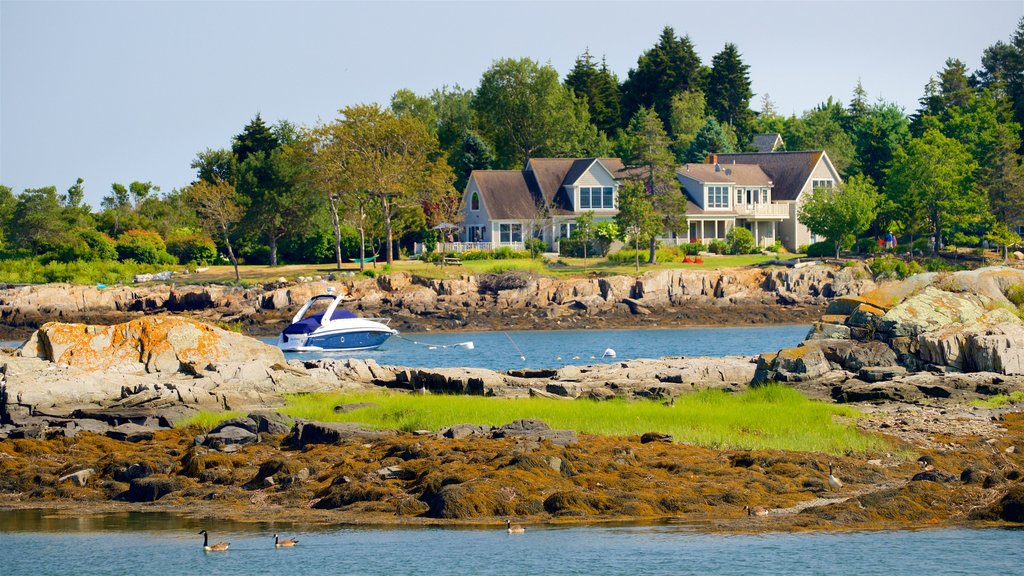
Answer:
[743, 505, 768, 517]
[198, 530, 229, 551]
[828, 463, 843, 491]
[506, 519, 525, 534]
[274, 533, 299, 548]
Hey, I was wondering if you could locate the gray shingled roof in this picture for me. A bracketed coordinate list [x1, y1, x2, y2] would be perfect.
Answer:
[677, 163, 772, 186]
[752, 133, 784, 153]
[716, 151, 826, 201]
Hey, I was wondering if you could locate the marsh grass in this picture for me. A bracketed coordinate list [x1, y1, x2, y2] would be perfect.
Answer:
[970, 391, 1024, 408]
[278, 384, 884, 454]
[174, 410, 244, 432]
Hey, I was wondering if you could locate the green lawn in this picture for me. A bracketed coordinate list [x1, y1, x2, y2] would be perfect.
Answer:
[266, 384, 882, 454]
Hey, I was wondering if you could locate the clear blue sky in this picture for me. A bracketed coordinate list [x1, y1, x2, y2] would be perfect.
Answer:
[1, 0, 1021, 207]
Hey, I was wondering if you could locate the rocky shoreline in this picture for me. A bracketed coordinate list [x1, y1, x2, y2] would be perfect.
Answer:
[0, 263, 865, 338]
[2, 266, 1024, 531]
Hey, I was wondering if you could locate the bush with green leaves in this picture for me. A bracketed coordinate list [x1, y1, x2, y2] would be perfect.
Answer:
[166, 235, 217, 266]
[115, 229, 176, 265]
[869, 256, 924, 280]
[857, 237, 881, 254]
[806, 241, 837, 258]
[0, 257, 171, 285]
[707, 239, 728, 254]
[492, 246, 530, 259]
[680, 242, 705, 256]
[768, 240, 784, 254]
[726, 227, 757, 255]
[524, 237, 546, 258]
[50, 229, 118, 263]
[460, 250, 492, 261]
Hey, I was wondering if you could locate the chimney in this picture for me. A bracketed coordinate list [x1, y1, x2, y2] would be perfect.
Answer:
[706, 153, 718, 165]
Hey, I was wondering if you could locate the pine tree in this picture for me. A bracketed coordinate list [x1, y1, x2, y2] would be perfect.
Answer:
[686, 118, 736, 162]
[565, 50, 622, 135]
[706, 43, 754, 143]
[620, 26, 705, 136]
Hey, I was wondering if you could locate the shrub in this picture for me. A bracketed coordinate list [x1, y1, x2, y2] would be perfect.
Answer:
[361, 269, 377, 278]
[1005, 283, 1024, 307]
[491, 246, 529, 260]
[797, 244, 809, 254]
[806, 241, 836, 258]
[707, 239, 728, 254]
[524, 237, 546, 258]
[459, 249, 492, 261]
[768, 240, 784, 254]
[680, 242, 705, 256]
[0, 257, 172, 285]
[166, 235, 217, 266]
[857, 237, 881, 255]
[116, 229, 176, 265]
[726, 227, 757, 255]
[608, 249, 644, 264]
[869, 256, 924, 280]
[922, 258, 964, 273]
[911, 238, 931, 254]
[50, 229, 118, 263]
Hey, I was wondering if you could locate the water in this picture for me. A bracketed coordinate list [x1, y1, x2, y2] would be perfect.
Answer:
[264, 325, 810, 371]
[2, 511, 1020, 576]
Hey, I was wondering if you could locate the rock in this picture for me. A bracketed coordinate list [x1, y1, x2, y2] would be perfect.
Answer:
[110, 462, 158, 483]
[18, 316, 284, 374]
[209, 417, 258, 435]
[376, 466, 414, 481]
[293, 422, 396, 446]
[334, 402, 379, 413]
[880, 287, 990, 338]
[832, 381, 923, 403]
[247, 411, 292, 435]
[1013, 251, 1024, 261]
[119, 475, 184, 502]
[984, 471, 1006, 489]
[492, 419, 577, 446]
[587, 387, 617, 400]
[443, 424, 488, 439]
[495, 419, 550, 433]
[858, 366, 908, 383]
[996, 486, 1024, 522]
[807, 322, 851, 340]
[203, 425, 258, 448]
[963, 323, 1024, 375]
[58, 468, 94, 487]
[911, 470, 957, 483]
[640, 432, 673, 444]
[105, 423, 156, 442]
[63, 419, 112, 437]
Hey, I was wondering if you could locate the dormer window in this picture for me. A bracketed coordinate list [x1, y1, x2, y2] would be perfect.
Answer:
[706, 185, 729, 209]
[470, 192, 480, 211]
[580, 186, 614, 209]
[812, 179, 833, 190]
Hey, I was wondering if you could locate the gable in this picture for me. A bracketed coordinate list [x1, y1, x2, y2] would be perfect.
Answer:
[716, 151, 826, 202]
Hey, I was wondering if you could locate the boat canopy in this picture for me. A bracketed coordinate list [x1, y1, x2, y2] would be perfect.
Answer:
[282, 309, 358, 335]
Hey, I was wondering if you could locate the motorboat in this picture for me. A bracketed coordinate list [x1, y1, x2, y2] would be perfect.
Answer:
[277, 293, 398, 352]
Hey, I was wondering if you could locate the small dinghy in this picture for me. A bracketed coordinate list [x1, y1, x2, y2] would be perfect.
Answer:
[277, 293, 397, 352]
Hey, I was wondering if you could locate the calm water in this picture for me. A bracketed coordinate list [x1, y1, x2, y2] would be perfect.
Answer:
[2, 511, 1020, 576]
[263, 325, 810, 371]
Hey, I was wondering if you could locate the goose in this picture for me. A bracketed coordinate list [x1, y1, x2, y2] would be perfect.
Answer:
[828, 463, 843, 491]
[743, 505, 768, 517]
[198, 530, 229, 552]
[505, 519, 525, 534]
[274, 533, 299, 548]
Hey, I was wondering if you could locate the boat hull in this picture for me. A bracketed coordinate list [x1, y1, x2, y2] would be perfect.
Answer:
[278, 327, 396, 352]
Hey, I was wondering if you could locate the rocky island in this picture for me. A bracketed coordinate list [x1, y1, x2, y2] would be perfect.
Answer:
[1, 265, 1023, 532]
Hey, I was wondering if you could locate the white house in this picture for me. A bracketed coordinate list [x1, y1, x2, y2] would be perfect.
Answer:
[677, 161, 787, 248]
[716, 151, 842, 250]
[458, 157, 627, 251]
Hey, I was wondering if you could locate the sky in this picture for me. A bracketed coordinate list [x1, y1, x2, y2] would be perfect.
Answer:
[1, 0, 1021, 207]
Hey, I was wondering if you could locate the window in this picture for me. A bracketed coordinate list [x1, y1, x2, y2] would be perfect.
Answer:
[470, 192, 480, 211]
[579, 186, 615, 209]
[812, 179, 833, 190]
[499, 223, 522, 244]
[467, 226, 485, 242]
[706, 185, 729, 209]
[559, 222, 577, 238]
[762, 189, 769, 203]
[736, 189, 744, 205]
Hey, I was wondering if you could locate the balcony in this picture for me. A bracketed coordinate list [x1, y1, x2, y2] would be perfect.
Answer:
[733, 202, 790, 219]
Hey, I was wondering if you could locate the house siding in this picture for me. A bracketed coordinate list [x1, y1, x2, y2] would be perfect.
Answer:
[461, 178, 492, 242]
[572, 162, 619, 212]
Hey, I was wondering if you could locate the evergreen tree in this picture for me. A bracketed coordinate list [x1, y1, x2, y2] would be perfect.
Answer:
[785, 98, 855, 174]
[618, 107, 683, 264]
[686, 117, 736, 162]
[974, 18, 1024, 143]
[565, 50, 621, 136]
[63, 178, 85, 208]
[452, 130, 495, 192]
[620, 26, 705, 136]
[231, 113, 278, 163]
[706, 43, 754, 144]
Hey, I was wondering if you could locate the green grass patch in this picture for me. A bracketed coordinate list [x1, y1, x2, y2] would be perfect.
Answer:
[279, 384, 884, 454]
[174, 410, 244, 432]
[969, 391, 1024, 408]
[0, 257, 178, 285]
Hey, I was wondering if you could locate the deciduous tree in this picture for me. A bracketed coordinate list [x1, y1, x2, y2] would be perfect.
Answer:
[186, 179, 243, 282]
[614, 181, 661, 273]
[798, 174, 879, 258]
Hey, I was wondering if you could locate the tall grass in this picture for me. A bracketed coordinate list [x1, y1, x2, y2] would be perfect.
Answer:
[174, 410, 244, 432]
[0, 258, 174, 285]
[278, 384, 884, 454]
[970, 391, 1024, 408]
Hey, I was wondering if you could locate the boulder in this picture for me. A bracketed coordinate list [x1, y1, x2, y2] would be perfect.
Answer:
[119, 475, 184, 502]
[640, 432, 673, 444]
[963, 323, 1024, 375]
[203, 425, 258, 448]
[442, 424, 488, 439]
[18, 316, 284, 374]
[880, 287, 990, 338]
[857, 366, 908, 382]
[995, 485, 1024, 522]
[293, 421, 396, 446]
[209, 417, 258, 435]
[831, 381, 923, 403]
[106, 423, 156, 442]
[491, 419, 577, 446]
[248, 411, 292, 435]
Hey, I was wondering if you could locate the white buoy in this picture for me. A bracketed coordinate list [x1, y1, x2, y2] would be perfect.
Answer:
[602, 348, 617, 358]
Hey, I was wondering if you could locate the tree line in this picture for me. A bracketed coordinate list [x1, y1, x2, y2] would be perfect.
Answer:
[1, 22, 1022, 279]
